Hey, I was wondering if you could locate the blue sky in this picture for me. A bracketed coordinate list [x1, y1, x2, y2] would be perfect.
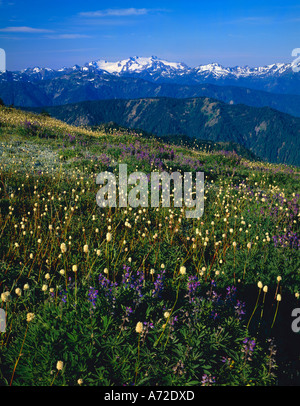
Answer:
[0, 0, 299, 70]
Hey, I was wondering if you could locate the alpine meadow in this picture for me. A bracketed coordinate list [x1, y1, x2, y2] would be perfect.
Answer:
[0, 0, 299, 391]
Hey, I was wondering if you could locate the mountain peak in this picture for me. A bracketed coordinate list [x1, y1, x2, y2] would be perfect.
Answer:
[12, 56, 296, 81]
[85, 56, 188, 75]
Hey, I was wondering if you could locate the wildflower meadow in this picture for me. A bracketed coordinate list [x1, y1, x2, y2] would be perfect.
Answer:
[0, 105, 299, 387]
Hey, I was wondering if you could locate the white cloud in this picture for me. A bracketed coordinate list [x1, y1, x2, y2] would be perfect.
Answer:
[45, 34, 92, 39]
[0, 26, 54, 33]
[79, 8, 151, 17]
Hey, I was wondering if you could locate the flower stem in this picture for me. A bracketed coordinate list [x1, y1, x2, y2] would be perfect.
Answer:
[271, 301, 280, 329]
[134, 334, 141, 385]
[246, 288, 261, 330]
[9, 323, 29, 386]
[50, 370, 59, 386]
[154, 278, 180, 348]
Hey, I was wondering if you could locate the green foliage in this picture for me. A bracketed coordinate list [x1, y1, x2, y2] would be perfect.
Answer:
[30, 97, 300, 166]
[0, 106, 299, 386]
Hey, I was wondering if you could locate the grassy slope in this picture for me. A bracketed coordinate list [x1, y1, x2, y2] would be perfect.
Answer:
[25, 97, 300, 166]
[0, 106, 299, 386]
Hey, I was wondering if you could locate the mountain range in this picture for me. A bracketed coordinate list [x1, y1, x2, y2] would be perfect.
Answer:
[2, 55, 299, 166]
[1, 56, 300, 113]
[28, 96, 300, 167]
[3, 55, 299, 87]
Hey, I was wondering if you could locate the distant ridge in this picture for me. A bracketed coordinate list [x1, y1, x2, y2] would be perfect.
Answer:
[1, 55, 300, 95]
[1, 66, 300, 117]
[26, 96, 300, 167]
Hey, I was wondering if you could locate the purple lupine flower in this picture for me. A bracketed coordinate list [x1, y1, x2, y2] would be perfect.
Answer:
[171, 316, 178, 326]
[98, 273, 118, 301]
[88, 286, 98, 308]
[242, 338, 256, 361]
[201, 374, 215, 386]
[208, 290, 222, 303]
[121, 265, 131, 288]
[226, 285, 237, 300]
[121, 266, 144, 302]
[152, 271, 165, 298]
[234, 300, 246, 320]
[126, 306, 133, 315]
[54, 286, 67, 304]
[187, 275, 201, 303]
[143, 321, 154, 329]
[273, 231, 300, 249]
[211, 311, 219, 320]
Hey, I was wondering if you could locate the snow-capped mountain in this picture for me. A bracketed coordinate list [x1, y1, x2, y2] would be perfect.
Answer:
[86, 56, 189, 76]
[192, 62, 294, 79]
[80, 56, 299, 94]
[1, 55, 298, 83]
[0, 56, 299, 109]
[84, 56, 298, 79]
